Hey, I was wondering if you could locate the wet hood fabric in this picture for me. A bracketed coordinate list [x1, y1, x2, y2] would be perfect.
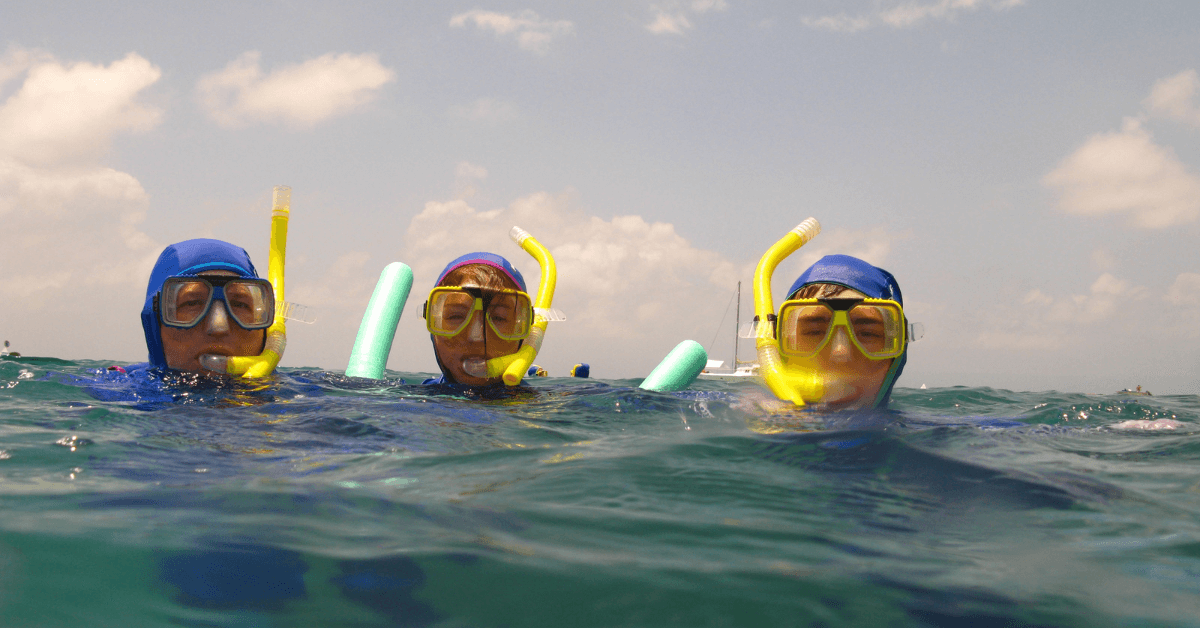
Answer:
[140, 239, 260, 369]
[787, 254, 903, 304]
[434, 252, 527, 293]
[787, 254, 907, 409]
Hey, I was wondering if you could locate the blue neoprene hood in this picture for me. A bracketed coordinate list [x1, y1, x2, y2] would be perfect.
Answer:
[435, 252, 527, 292]
[787, 254, 907, 408]
[427, 252, 527, 385]
[140, 239, 260, 369]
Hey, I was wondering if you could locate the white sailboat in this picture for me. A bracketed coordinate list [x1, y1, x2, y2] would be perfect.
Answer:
[699, 282, 760, 378]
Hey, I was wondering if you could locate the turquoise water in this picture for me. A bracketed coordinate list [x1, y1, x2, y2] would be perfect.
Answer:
[1, 357, 1199, 627]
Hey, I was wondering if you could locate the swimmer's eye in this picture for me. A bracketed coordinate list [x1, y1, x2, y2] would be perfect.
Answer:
[851, 322, 885, 339]
[228, 299, 256, 313]
[175, 297, 209, 319]
[443, 312, 469, 325]
[797, 317, 831, 336]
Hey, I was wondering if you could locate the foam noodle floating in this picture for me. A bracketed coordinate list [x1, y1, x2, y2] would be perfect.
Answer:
[345, 262, 414, 379]
[639, 340, 708, 392]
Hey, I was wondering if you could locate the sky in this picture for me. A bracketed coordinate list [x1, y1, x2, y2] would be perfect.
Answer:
[1, 0, 1197, 394]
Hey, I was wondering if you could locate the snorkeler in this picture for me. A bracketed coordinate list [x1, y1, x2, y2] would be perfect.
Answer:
[140, 238, 278, 375]
[776, 254, 911, 409]
[750, 218, 917, 410]
[421, 252, 537, 387]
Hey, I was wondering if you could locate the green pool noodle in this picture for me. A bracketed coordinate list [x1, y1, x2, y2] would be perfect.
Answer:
[639, 340, 708, 392]
[345, 262, 414, 379]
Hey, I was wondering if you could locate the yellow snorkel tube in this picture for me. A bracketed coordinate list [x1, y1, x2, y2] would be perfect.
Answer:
[754, 218, 824, 406]
[484, 226, 556, 386]
[200, 185, 289, 378]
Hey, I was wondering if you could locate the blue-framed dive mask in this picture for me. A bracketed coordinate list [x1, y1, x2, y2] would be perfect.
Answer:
[156, 275, 275, 330]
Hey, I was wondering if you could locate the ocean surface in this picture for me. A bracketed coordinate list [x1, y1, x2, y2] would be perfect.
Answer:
[1, 356, 1199, 627]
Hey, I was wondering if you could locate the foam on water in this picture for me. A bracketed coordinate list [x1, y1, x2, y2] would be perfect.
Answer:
[1, 357, 1199, 626]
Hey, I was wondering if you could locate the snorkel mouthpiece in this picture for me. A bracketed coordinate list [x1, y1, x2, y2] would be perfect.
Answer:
[754, 218, 824, 406]
[461, 357, 489, 378]
[484, 226, 557, 386]
[202, 185, 290, 378]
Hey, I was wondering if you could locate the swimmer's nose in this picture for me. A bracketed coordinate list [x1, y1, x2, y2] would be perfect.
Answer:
[205, 300, 231, 334]
[466, 312, 485, 342]
[829, 327, 854, 363]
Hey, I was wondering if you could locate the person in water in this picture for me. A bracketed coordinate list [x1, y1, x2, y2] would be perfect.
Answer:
[140, 239, 274, 374]
[775, 254, 912, 409]
[421, 252, 535, 387]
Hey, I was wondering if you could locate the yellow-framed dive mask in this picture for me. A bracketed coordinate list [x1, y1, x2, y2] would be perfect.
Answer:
[777, 297, 906, 360]
[423, 286, 533, 341]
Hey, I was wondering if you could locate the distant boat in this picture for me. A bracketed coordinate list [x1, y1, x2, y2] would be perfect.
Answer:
[699, 282, 761, 379]
[1117, 386, 1152, 396]
[700, 359, 760, 378]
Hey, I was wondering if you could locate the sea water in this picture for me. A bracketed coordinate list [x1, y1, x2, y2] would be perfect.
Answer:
[1, 357, 1199, 627]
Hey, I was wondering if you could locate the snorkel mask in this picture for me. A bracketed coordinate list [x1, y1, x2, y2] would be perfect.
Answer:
[199, 186, 291, 378]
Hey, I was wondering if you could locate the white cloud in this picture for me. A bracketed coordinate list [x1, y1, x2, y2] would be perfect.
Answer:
[975, 273, 1143, 351]
[647, 0, 729, 35]
[449, 10, 574, 54]
[802, 0, 1024, 32]
[1165, 272, 1200, 307]
[0, 51, 161, 166]
[0, 48, 163, 362]
[1044, 118, 1200, 229]
[800, 14, 872, 33]
[454, 161, 489, 199]
[1090, 248, 1117, 272]
[1145, 69, 1200, 129]
[1164, 272, 1200, 340]
[0, 45, 50, 91]
[1040, 273, 1138, 324]
[455, 161, 488, 182]
[448, 97, 518, 123]
[196, 51, 394, 128]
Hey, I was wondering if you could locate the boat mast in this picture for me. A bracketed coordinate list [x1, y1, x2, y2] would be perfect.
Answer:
[733, 281, 740, 368]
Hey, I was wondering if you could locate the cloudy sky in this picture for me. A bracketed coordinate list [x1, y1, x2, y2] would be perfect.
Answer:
[1, 1, 1197, 394]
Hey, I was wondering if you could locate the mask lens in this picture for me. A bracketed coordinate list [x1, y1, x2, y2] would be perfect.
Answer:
[779, 303, 834, 357]
[161, 279, 214, 328]
[428, 290, 478, 336]
[486, 292, 532, 340]
[222, 280, 274, 329]
[848, 303, 904, 358]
